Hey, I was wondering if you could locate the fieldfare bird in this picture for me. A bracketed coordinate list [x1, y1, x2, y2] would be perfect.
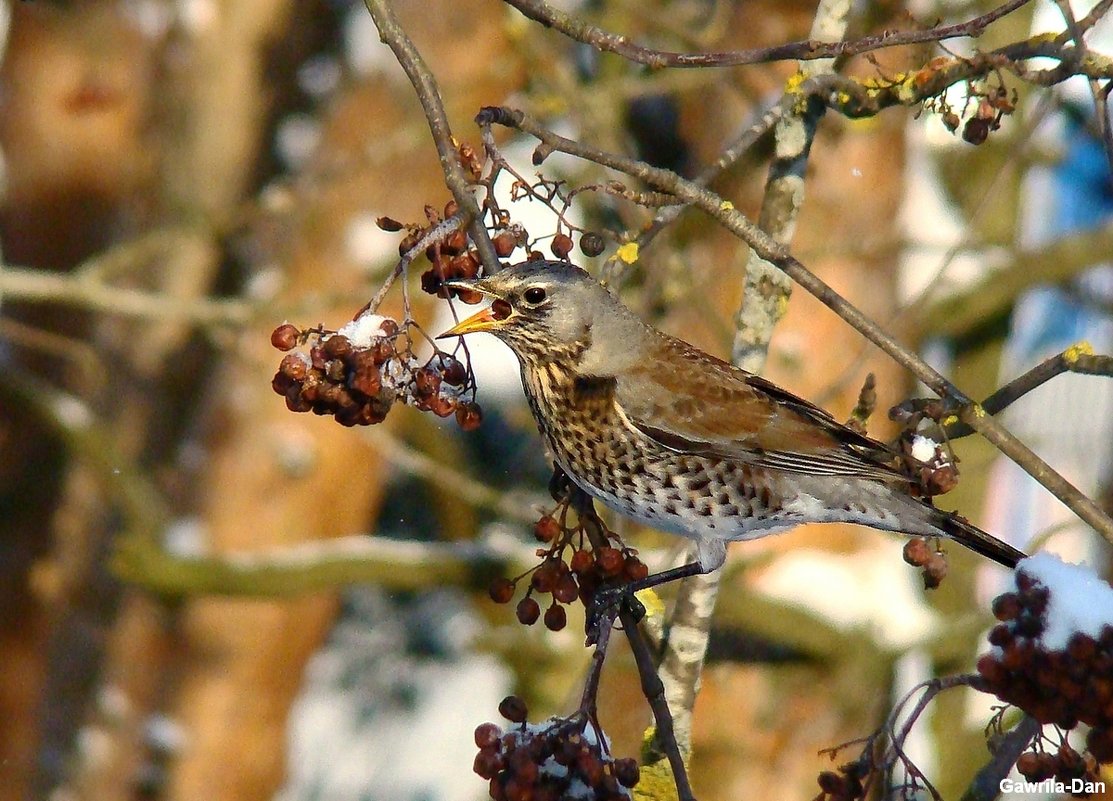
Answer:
[439, 260, 1025, 585]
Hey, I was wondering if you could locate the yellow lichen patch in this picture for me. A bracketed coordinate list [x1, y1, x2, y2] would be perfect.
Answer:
[785, 70, 807, 94]
[634, 587, 666, 619]
[719, 200, 734, 211]
[616, 242, 640, 264]
[1064, 341, 1095, 364]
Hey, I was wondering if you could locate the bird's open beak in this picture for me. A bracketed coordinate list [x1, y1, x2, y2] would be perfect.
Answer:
[435, 279, 501, 339]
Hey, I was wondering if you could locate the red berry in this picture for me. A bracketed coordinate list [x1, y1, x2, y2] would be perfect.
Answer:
[569, 549, 593, 574]
[413, 367, 441, 398]
[595, 547, 623, 577]
[551, 233, 573, 259]
[553, 574, 579, 604]
[902, 538, 931, 567]
[270, 323, 300, 351]
[474, 722, 502, 749]
[455, 401, 483, 431]
[531, 562, 560, 594]
[534, 515, 560, 543]
[489, 577, 515, 604]
[279, 353, 308, 381]
[516, 597, 540, 626]
[440, 356, 468, 386]
[543, 603, 567, 631]
[624, 557, 649, 581]
[494, 231, 517, 257]
[473, 748, 503, 780]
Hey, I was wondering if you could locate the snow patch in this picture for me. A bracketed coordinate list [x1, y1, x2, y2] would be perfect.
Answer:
[1018, 552, 1113, 650]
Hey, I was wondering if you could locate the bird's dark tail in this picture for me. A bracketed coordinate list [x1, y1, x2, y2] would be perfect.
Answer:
[936, 510, 1026, 569]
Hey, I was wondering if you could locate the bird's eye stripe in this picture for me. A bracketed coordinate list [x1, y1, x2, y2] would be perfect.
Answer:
[523, 287, 547, 304]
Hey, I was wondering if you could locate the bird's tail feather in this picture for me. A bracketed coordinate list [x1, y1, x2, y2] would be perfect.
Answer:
[936, 511, 1026, 569]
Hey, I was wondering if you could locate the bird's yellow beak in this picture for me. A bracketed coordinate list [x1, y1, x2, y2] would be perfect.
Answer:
[437, 306, 500, 338]
[436, 279, 504, 339]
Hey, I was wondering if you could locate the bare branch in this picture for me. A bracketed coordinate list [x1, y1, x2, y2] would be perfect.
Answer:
[500, 0, 1033, 69]
[362, 0, 499, 272]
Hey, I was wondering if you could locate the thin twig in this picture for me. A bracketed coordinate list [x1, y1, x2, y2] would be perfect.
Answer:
[942, 348, 1113, 438]
[362, 0, 500, 272]
[476, 105, 1113, 546]
[500, 0, 1033, 69]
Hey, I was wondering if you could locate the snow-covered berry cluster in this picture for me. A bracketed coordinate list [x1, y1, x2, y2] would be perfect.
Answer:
[977, 553, 1113, 765]
[270, 313, 481, 429]
[473, 696, 638, 801]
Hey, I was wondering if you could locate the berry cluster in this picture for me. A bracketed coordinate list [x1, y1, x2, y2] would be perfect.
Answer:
[473, 696, 638, 801]
[380, 201, 524, 303]
[976, 567, 1113, 765]
[902, 538, 948, 589]
[270, 315, 481, 429]
[1014, 741, 1103, 789]
[814, 761, 869, 801]
[488, 512, 648, 631]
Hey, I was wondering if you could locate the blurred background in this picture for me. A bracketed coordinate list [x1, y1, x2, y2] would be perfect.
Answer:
[0, 1, 1111, 800]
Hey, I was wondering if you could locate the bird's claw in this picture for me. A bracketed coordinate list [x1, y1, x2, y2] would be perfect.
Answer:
[584, 585, 646, 645]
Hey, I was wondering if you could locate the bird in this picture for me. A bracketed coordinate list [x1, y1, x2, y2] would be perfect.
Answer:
[437, 259, 1026, 588]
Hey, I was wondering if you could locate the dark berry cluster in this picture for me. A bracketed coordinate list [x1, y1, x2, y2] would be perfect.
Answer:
[380, 201, 523, 303]
[473, 696, 639, 801]
[270, 317, 482, 429]
[488, 512, 648, 631]
[902, 538, 948, 589]
[814, 761, 868, 801]
[976, 568, 1113, 766]
[1014, 741, 1104, 790]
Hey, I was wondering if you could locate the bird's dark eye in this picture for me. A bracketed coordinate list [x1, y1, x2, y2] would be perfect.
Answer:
[523, 286, 547, 305]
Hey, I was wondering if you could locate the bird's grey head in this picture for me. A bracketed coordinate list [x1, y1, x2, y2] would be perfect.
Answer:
[438, 260, 638, 369]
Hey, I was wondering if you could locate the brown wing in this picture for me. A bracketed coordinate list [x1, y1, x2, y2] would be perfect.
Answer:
[613, 332, 906, 482]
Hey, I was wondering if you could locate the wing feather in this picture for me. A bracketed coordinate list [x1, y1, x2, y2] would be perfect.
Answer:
[613, 332, 905, 483]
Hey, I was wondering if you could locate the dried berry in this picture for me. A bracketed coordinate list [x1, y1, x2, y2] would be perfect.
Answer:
[494, 231, 517, 257]
[489, 577, 515, 604]
[902, 538, 931, 567]
[544, 603, 567, 631]
[551, 233, 573, 259]
[376, 216, 404, 232]
[498, 695, 529, 724]
[323, 334, 352, 359]
[475, 722, 502, 749]
[455, 401, 483, 431]
[553, 574, 579, 604]
[440, 356, 468, 386]
[579, 232, 605, 257]
[516, 597, 540, 626]
[271, 323, 300, 351]
[534, 515, 560, 543]
[595, 547, 623, 577]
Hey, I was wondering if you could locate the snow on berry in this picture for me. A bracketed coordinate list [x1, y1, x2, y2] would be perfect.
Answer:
[1017, 552, 1113, 650]
[336, 313, 396, 348]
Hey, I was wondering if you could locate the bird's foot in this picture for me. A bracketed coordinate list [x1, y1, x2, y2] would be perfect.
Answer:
[585, 584, 646, 645]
